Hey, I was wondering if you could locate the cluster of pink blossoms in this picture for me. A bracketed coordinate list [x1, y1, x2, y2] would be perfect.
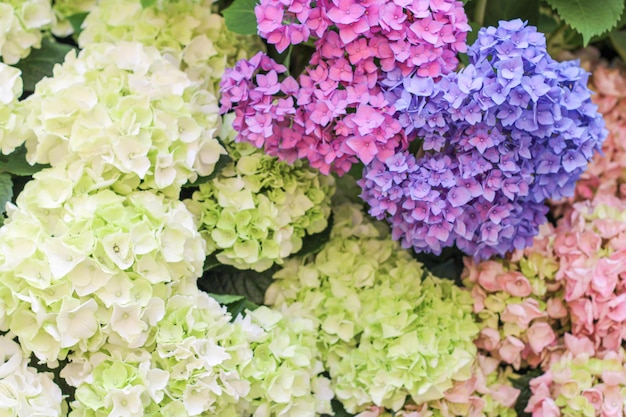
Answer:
[464, 193, 626, 416]
[221, 0, 470, 174]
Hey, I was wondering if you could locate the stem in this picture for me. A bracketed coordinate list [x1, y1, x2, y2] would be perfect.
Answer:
[284, 45, 293, 76]
[474, 0, 487, 27]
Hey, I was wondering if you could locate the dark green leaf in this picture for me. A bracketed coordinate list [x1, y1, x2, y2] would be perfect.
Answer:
[0, 145, 48, 176]
[223, 0, 259, 35]
[0, 173, 13, 226]
[66, 12, 89, 36]
[228, 298, 260, 318]
[141, 0, 157, 7]
[511, 368, 543, 417]
[483, 0, 540, 28]
[209, 293, 245, 304]
[610, 30, 626, 63]
[198, 264, 278, 304]
[13, 38, 76, 93]
[182, 154, 232, 188]
[322, 400, 354, 417]
[545, 0, 624, 45]
[291, 213, 333, 258]
[203, 254, 222, 271]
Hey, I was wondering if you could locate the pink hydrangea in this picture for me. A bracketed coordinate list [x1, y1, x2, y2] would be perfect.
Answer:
[526, 334, 626, 417]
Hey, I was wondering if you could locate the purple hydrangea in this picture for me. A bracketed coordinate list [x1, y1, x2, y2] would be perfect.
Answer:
[360, 19, 607, 260]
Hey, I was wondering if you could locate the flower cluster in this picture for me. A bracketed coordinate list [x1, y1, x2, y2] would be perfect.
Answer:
[221, 0, 470, 174]
[50, 0, 96, 37]
[0, 335, 65, 416]
[0, 0, 54, 64]
[14, 41, 225, 197]
[78, 0, 264, 93]
[0, 63, 27, 156]
[185, 114, 335, 271]
[356, 355, 520, 417]
[526, 334, 626, 417]
[567, 62, 626, 202]
[63, 289, 254, 417]
[0, 163, 206, 364]
[236, 306, 334, 416]
[462, 236, 566, 370]
[361, 19, 607, 260]
[266, 202, 479, 413]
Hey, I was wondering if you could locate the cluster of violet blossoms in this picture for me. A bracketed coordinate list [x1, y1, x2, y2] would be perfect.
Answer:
[360, 19, 607, 260]
[220, 0, 470, 174]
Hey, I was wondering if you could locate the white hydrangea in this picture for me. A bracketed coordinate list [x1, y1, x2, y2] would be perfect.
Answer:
[235, 306, 334, 417]
[0, 162, 206, 364]
[0, 0, 54, 64]
[15, 41, 225, 197]
[0, 63, 27, 155]
[0, 335, 65, 416]
[78, 0, 264, 92]
[63, 289, 256, 416]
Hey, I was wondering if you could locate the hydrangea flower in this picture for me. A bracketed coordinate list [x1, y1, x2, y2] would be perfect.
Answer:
[266, 202, 479, 413]
[526, 334, 626, 417]
[50, 0, 96, 37]
[462, 233, 567, 370]
[222, 1, 470, 174]
[63, 289, 254, 417]
[78, 0, 264, 93]
[355, 355, 520, 417]
[0, 0, 54, 64]
[0, 63, 28, 156]
[361, 19, 607, 260]
[14, 41, 225, 197]
[185, 114, 335, 271]
[0, 163, 206, 364]
[0, 335, 66, 416]
[235, 306, 334, 416]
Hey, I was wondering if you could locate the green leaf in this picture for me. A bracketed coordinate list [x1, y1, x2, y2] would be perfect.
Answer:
[13, 38, 76, 93]
[545, 0, 624, 45]
[610, 30, 626, 63]
[0, 145, 48, 176]
[66, 12, 89, 36]
[291, 213, 333, 258]
[207, 293, 259, 318]
[0, 173, 13, 226]
[483, 0, 540, 28]
[198, 264, 278, 304]
[208, 293, 245, 304]
[182, 154, 232, 188]
[511, 368, 543, 417]
[141, 0, 157, 7]
[223, 0, 259, 35]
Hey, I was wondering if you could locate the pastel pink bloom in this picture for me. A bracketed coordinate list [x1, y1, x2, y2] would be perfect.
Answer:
[591, 257, 622, 300]
[607, 293, 626, 321]
[443, 377, 477, 403]
[546, 298, 568, 319]
[475, 260, 505, 292]
[581, 388, 604, 411]
[569, 298, 595, 336]
[497, 271, 532, 297]
[527, 322, 556, 354]
[526, 382, 559, 417]
[600, 385, 623, 416]
[501, 298, 545, 329]
[326, 0, 366, 25]
[490, 384, 520, 408]
[564, 333, 595, 357]
[475, 327, 500, 352]
[498, 336, 525, 369]
[355, 406, 385, 417]
[531, 398, 561, 417]
[345, 134, 378, 164]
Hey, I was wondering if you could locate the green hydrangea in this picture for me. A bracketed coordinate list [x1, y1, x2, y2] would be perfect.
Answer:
[63, 289, 254, 417]
[50, 0, 96, 37]
[0, 163, 206, 364]
[78, 0, 264, 93]
[0, 0, 54, 64]
[0, 335, 66, 416]
[266, 203, 479, 413]
[13, 41, 225, 197]
[185, 115, 335, 272]
[236, 306, 334, 416]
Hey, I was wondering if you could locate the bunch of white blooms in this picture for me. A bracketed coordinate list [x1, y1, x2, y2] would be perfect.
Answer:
[14, 41, 224, 197]
[0, 0, 54, 64]
[0, 162, 206, 365]
[0, 335, 65, 416]
[78, 0, 264, 92]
